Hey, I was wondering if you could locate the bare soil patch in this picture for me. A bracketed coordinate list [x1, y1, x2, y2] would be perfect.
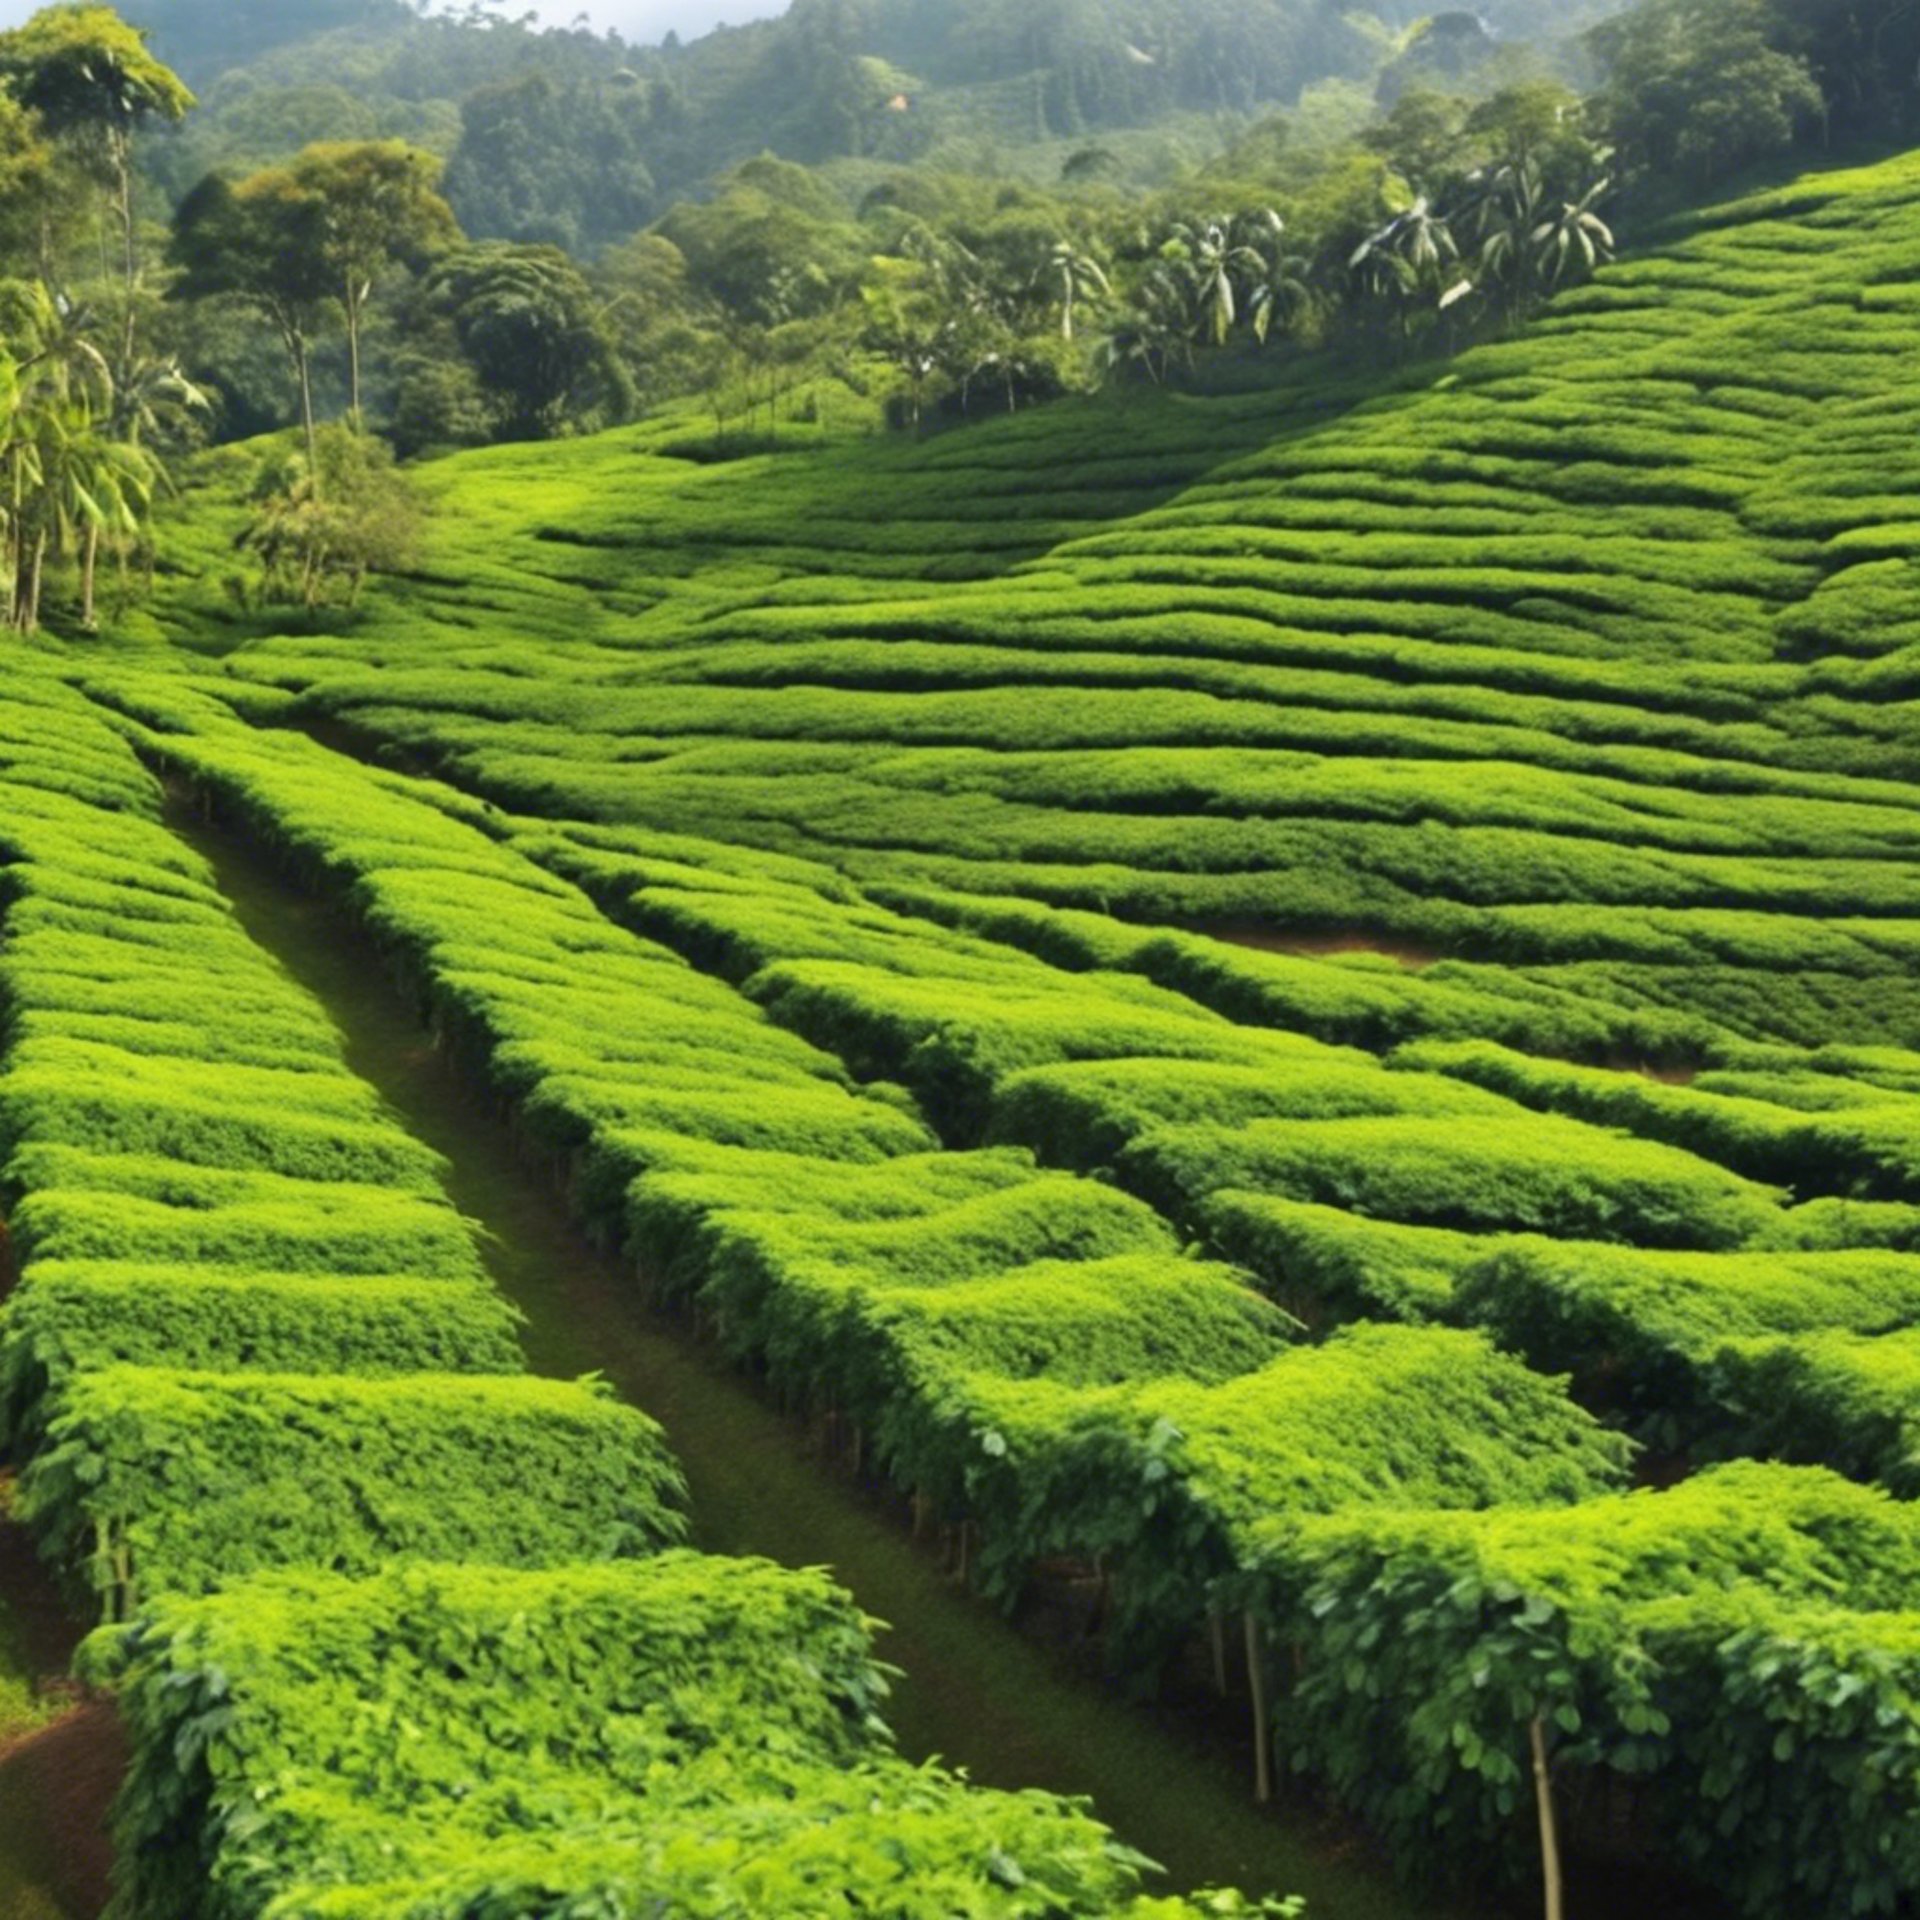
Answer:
[0, 1703, 122, 1919]
[1204, 924, 1445, 970]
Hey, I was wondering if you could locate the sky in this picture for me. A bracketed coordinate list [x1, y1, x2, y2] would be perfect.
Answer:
[531, 1, 787, 38]
[0, 2, 792, 44]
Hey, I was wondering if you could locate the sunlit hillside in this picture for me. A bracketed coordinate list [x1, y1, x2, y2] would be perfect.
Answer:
[44, 143, 1920, 1915]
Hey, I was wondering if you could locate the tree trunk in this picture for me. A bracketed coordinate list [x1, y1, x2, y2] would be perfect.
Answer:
[116, 142, 140, 420]
[295, 335, 321, 491]
[82, 522, 100, 629]
[346, 284, 364, 430]
[1530, 1717, 1566, 1920]
[20, 530, 46, 635]
[1245, 1611, 1273, 1803]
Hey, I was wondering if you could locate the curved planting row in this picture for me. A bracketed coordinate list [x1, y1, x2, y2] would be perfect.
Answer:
[109, 686, 1624, 1646]
[75, 670, 1920, 1917]
[195, 154, 1920, 1065]
[0, 670, 1278, 1919]
[109, 146, 1920, 1918]
[452, 803, 1920, 1914]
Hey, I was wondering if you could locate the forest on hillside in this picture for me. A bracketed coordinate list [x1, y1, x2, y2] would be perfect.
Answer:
[0, 0, 1906, 633]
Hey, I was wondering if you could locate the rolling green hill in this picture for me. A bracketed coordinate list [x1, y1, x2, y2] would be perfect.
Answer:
[14, 135, 1920, 1920]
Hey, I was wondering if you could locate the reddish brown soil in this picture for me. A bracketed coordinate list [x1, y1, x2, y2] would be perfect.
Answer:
[1, 1492, 113, 1919]
[0, 1703, 123, 1918]
[1204, 925, 1444, 970]
[0, 1506, 82, 1692]
[1600, 1055, 1701, 1087]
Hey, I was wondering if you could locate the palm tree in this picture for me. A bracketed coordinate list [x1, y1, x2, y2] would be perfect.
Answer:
[0, 282, 180, 632]
[1238, 209, 1316, 346]
[1037, 237, 1111, 342]
[1096, 264, 1193, 385]
[0, 283, 111, 633]
[1168, 216, 1265, 347]
[1464, 160, 1545, 331]
[1351, 196, 1465, 339]
[1532, 176, 1615, 288]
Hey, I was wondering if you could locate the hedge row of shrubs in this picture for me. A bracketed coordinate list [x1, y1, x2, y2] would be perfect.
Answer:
[0, 670, 1284, 1919]
[0, 678, 682, 1619]
[89, 1550, 1295, 1920]
[1226, 1460, 1920, 1916]
[121, 681, 1631, 1657]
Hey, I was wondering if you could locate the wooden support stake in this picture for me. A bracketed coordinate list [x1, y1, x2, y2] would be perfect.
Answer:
[93, 1518, 115, 1623]
[1530, 1717, 1565, 1920]
[1245, 1611, 1273, 1804]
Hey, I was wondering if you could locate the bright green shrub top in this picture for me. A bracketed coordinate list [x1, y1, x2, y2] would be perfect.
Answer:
[21, 1368, 688, 1614]
[1710, 1327, 1920, 1493]
[0, 1265, 524, 1446]
[87, 1557, 1290, 1920]
[1240, 1463, 1920, 1908]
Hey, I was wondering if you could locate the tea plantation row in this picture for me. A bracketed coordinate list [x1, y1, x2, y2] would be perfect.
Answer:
[0, 667, 1281, 1919]
[88, 145, 1920, 1914]
[54, 664, 1920, 1919]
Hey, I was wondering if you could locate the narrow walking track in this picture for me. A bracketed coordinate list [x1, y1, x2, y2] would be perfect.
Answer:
[173, 800, 1486, 1920]
[1, 1239, 115, 1920]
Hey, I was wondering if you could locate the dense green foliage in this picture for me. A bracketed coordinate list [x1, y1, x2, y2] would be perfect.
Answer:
[11, 5, 1920, 1905]
[1235, 1463, 1920, 1912]
[88, 1554, 1295, 1919]
[63, 133, 1920, 1917]
[0, 662, 1279, 1917]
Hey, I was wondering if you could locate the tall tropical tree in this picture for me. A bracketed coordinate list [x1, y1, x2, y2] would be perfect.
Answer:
[1532, 176, 1616, 288]
[1166, 216, 1265, 347]
[1350, 196, 1465, 339]
[1464, 160, 1547, 330]
[0, 276, 149, 631]
[1238, 209, 1316, 346]
[171, 168, 335, 477]
[1096, 263, 1193, 386]
[428, 243, 633, 441]
[286, 140, 460, 428]
[0, 5, 194, 421]
[1037, 236, 1110, 342]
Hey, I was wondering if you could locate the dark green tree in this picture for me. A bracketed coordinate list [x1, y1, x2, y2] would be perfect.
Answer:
[170, 166, 334, 473]
[286, 140, 460, 427]
[429, 242, 632, 439]
[1588, 0, 1823, 187]
[442, 70, 655, 254]
[0, 4, 194, 417]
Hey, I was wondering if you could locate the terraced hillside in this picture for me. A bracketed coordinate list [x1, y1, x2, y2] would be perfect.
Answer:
[18, 146, 1920, 1917]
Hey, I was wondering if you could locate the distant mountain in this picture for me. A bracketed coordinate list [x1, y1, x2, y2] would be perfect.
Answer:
[131, 0, 414, 84]
[132, 0, 1623, 249]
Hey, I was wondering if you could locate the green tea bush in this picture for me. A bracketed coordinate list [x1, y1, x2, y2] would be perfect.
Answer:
[20, 1367, 689, 1615]
[1709, 1328, 1920, 1492]
[1456, 1240, 1920, 1427]
[1201, 1193, 1487, 1321]
[0, 1265, 524, 1446]
[1399, 1037, 1920, 1199]
[1115, 1115, 1782, 1247]
[88, 1555, 1288, 1920]
[949, 1323, 1630, 1650]
[1243, 1462, 1920, 1911]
